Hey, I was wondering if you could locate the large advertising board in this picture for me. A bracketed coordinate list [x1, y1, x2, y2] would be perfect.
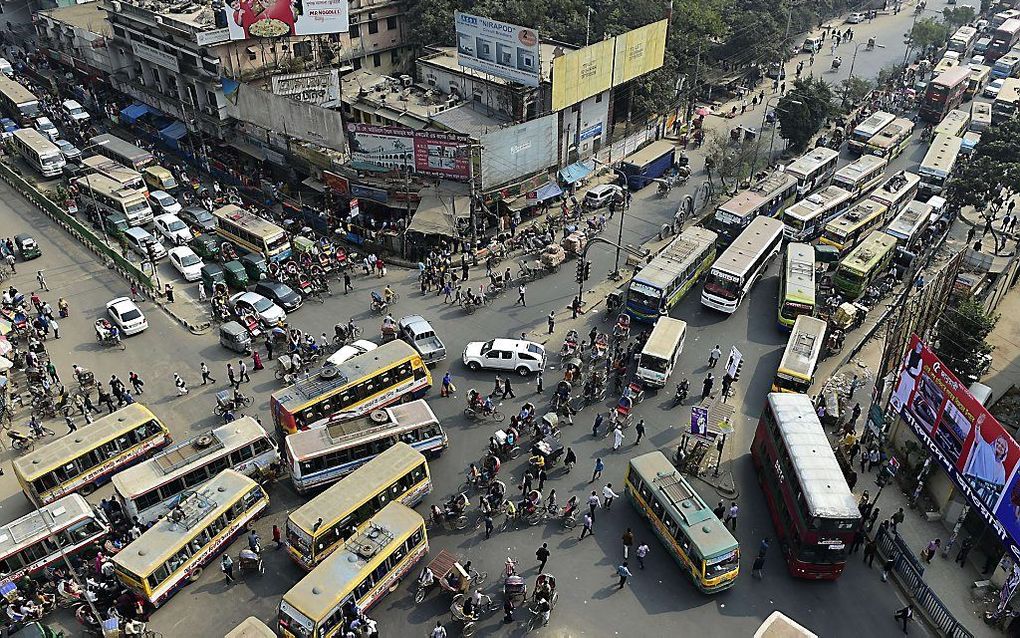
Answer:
[271, 70, 340, 107]
[613, 19, 667, 85]
[454, 12, 541, 87]
[551, 38, 614, 111]
[479, 114, 559, 188]
[347, 124, 471, 181]
[894, 334, 1020, 564]
[225, 0, 349, 40]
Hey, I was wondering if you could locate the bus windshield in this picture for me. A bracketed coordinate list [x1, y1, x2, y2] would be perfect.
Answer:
[705, 549, 740, 578]
[703, 271, 740, 300]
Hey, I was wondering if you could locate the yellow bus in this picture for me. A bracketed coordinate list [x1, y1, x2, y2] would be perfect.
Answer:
[13, 404, 171, 506]
[865, 117, 914, 158]
[286, 442, 430, 569]
[625, 451, 739, 592]
[270, 340, 431, 435]
[213, 204, 292, 263]
[933, 109, 970, 139]
[772, 316, 827, 393]
[112, 469, 269, 607]
[778, 243, 815, 330]
[278, 502, 427, 638]
[227, 617, 277, 638]
[819, 199, 889, 254]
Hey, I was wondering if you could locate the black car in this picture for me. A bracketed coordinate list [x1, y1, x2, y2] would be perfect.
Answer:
[180, 206, 217, 232]
[253, 280, 303, 312]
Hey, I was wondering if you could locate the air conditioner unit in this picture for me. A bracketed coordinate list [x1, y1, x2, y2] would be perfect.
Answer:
[111, 1, 122, 11]
[368, 11, 377, 20]
[400, 74, 412, 87]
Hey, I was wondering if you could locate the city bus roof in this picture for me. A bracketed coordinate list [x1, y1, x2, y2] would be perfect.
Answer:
[754, 611, 817, 637]
[285, 400, 438, 460]
[288, 442, 425, 531]
[824, 199, 887, 237]
[766, 393, 860, 520]
[212, 205, 286, 238]
[833, 154, 887, 184]
[783, 186, 852, 223]
[717, 173, 798, 217]
[0, 494, 97, 559]
[783, 243, 815, 304]
[632, 227, 718, 290]
[642, 317, 688, 360]
[711, 216, 785, 279]
[839, 231, 897, 275]
[226, 617, 277, 638]
[777, 316, 826, 378]
[886, 201, 933, 242]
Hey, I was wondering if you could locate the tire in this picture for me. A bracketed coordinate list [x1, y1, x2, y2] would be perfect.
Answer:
[463, 408, 477, 420]
[516, 366, 530, 377]
[187, 567, 203, 582]
[492, 411, 505, 422]
[464, 621, 477, 637]
[454, 515, 468, 530]
[468, 361, 481, 371]
[509, 446, 521, 459]
[242, 396, 253, 407]
[471, 569, 488, 585]
[214, 405, 225, 416]
[562, 516, 577, 530]
[414, 587, 427, 604]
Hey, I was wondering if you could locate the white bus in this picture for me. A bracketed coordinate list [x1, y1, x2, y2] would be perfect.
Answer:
[708, 172, 798, 245]
[933, 109, 970, 138]
[90, 133, 154, 171]
[885, 200, 933, 252]
[784, 147, 839, 196]
[74, 173, 153, 226]
[82, 155, 147, 198]
[626, 227, 718, 322]
[12, 128, 64, 177]
[781, 185, 853, 242]
[701, 216, 784, 314]
[993, 77, 1020, 124]
[949, 26, 978, 57]
[213, 204, 292, 263]
[918, 134, 963, 196]
[285, 400, 447, 493]
[111, 417, 278, 526]
[635, 317, 688, 387]
[869, 170, 921, 217]
[0, 75, 40, 125]
[831, 154, 887, 198]
[848, 111, 895, 154]
[971, 101, 992, 132]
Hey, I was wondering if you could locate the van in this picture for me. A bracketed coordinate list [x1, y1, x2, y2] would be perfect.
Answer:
[802, 36, 823, 53]
[123, 227, 167, 260]
[143, 165, 179, 192]
[61, 100, 89, 124]
[0, 58, 13, 77]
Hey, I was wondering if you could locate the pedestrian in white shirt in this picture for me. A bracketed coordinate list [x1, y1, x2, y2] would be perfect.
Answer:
[602, 483, 620, 510]
[612, 425, 624, 451]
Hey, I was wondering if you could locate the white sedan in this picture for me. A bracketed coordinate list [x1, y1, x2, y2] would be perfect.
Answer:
[168, 246, 204, 281]
[150, 190, 182, 216]
[229, 291, 287, 325]
[106, 297, 148, 335]
[154, 213, 192, 246]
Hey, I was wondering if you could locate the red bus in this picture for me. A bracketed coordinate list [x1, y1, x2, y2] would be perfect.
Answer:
[987, 18, 1020, 61]
[919, 66, 972, 123]
[751, 393, 862, 580]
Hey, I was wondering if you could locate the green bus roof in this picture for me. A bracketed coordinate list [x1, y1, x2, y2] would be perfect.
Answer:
[837, 230, 897, 276]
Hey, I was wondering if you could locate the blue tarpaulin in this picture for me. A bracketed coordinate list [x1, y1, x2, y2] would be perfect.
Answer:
[160, 121, 188, 141]
[535, 181, 563, 202]
[120, 103, 150, 124]
[558, 160, 594, 185]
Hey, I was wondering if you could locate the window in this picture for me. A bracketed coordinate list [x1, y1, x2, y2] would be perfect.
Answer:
[353, 58, 362, 70]
[386, 16, 397, 30]
[368, 21, 379, 34]
[372, 53, 381, 67]
[350, 24, 360, 38]
[391, 49, 399, 64]
[596, 93, 603, 103]
[294, 41, 312, 57]
[247, 50, 257, 61]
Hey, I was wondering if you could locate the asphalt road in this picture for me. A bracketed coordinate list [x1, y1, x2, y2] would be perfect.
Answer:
[0, 3, 958, 635]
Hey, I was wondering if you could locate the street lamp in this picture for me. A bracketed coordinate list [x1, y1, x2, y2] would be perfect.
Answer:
[752, 95, 786, 170]
[78, 139, 110, 245]
[590, 159, 630, 279]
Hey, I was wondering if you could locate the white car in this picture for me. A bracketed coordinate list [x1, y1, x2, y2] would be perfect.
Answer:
[153, 213, 192, 245]
[846, 12, 866, 23]
[55, 140, 81, 163]
[34, 117, 58, 142]
[229, 291, 287, 325]
[106, 297, 148, 335]
[62, 99, 90, 124]
[167, 246, 204, 281]
[150, 191, 182, 216]
[583, 184, 623, 210]
[326, 339, 378, 366]
[985, 78, 1005, 98]
[971, 54, 985, 66]
[462, 338, 546, 376]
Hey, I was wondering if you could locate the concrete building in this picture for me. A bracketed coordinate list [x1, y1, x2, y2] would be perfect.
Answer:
[343, 0, 409, 76]
[35, 2, 115, 84]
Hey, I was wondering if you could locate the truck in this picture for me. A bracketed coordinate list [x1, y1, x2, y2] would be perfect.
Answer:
[618, 140, 676, 190]
[397, 315, 446, 364]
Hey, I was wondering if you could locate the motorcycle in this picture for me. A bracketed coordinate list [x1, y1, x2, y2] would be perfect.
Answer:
[672, 379, 690, 406]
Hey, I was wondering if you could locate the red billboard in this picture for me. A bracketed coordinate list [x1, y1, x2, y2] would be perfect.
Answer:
[347, 124, 471, 181]
[894, 334, 1020, 563]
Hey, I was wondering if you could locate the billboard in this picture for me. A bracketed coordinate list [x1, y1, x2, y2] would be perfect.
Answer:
[613, 19, 667, 85]
[271, 70, 340, 107]
[894, 334, 1020, 563]
[479, 114, 559, 188]
[551, 38, 614, 111]
[454, 12, 541, 87]
[225, 0, 349, 40]
[347, 124, 471, 181]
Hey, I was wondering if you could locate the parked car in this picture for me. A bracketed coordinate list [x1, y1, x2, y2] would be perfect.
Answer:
[252, 280, 302, 312]
[54, 140, 81, 163]
[462, 338, 546, 376]
[150, 190, 182, 216]
[180, 206, 217, 232]
[153, 213, 192, 246]
[123, 227, 167, 260]
[583, 184, 623, 210]
[34, 117, 58, 142]
[106, 297, 148, 335]
[846, 11, 865, 23]
[985, 78, 1005, 98]
[168, 246, 205, 281]
[228, 291, 286, 325]
[62, 99, 90, 124]
[326, 339, 378, 366]
[397, 315, 447, 364]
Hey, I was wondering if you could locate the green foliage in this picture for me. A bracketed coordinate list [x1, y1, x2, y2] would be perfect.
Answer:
[910, 17, 951, 51]
[943, 6, 977, 29]
[703, 131, 762, 193]
[933, 296, 999, 383]
[776, 78, 833, 152]
[837, 76, 872, 110]
[406, 0, 457, 50]
[946, 118, 1020, 212]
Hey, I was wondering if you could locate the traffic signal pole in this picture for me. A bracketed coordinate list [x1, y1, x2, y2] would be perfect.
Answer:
[576, 236, 648, 308]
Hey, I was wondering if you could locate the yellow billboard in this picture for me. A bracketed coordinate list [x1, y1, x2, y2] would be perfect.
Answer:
[613, 20, 668, 85]
[551, 38, 615, 111]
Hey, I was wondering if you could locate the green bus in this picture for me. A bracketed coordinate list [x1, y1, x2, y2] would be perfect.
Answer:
[831, 230, 897, 299]
[625, 451, 739, 592]
[778, 243, 816, 330]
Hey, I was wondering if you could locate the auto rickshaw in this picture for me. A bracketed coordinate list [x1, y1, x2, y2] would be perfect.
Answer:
[414, 550, 486, 604]
[223, 259, 250, 289]
[14, 234, 40, 260]
[201, 263, 227, 293]
[190, 233, 222, 261]
[104, 213, 130, 239]
[240, 252, 269, 283]
[219, 321, 252, 355]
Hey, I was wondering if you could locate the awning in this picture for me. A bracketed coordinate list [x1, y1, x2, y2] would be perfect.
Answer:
[407, 181, 471, 238]
[228, 139, 267, 162]
[558, 160, 594, 185]
[301, 176, 326, 192]
[534, 181, 563, 202]
[120, 103, 150, 124]
[159, 121, 188, 142]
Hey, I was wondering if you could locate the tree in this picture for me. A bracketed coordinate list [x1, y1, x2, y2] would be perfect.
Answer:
[946, 118, 1020, 212]
[776, 78, 832, 153]
[837, 76, 872, 110]
[933, 296, 999, 383]
[406, 0, 457, 51]
[943, 6, 977, 29]
[703, 131, 762, 194]
[909, 17, 951, 53]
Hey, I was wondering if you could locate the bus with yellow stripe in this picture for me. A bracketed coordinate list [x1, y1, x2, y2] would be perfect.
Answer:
[772, 316, 827, 394]
[625, 451, 739, 592]
[13, 404, 171, 506]
[625, 227, 717, 323]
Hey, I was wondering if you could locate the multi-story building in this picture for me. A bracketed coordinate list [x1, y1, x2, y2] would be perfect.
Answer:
[35, 3, 115, 92]
[343, 0, 409, 75]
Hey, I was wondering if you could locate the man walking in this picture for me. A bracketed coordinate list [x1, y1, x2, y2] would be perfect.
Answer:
[221, 555, 235, 584]
[201, 362, 215, 385]
[536, 543, 550, 572]
[174, 373, 189, 396]
[894, 604, 914, 634]
[517, 284, 527, 306]
[587, 491, 600, 518]
[864, 538, 878, 567]
[37, 270, 49, 292]
[956, 537, 975, 566]
[890, 507, 905, 533]
[622, 528, 634, 558]
[484, 513, 494, 539]
[580, 512, 594, 539]
[725, 502, 739, 531]
[634, 419, 646, 444]
[616, 562, 632, 589]
[343, 272, 353, 294]
[51, 318, 59, 339]
[591, 457, 605, 483]
[46, 361, 59, 384]
[702, 373, 714, 400]
[64, 411, 77, 434]
[592, 412, 604, 438]
[227, 363, 238, 389]
[128, 371, 145, 394]
[612, 424, 624, 451]
[501, 377, 515, 399]
[708, 345, 721, 368]
[636, 542, 649, 569]
[239, 360, 250, 383]
[602, 483, 619, 510]
[547, 311, 555, 334]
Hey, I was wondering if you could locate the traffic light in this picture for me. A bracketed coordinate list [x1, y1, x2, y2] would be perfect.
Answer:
[730, 355, 744, 382]
[575, 260, 585, 284]
[583, 260, 592, 281]
[146, 243, 158, 264]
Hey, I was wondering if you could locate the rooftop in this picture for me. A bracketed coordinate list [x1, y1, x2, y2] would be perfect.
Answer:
[418, 43, 564, 86]
[39, 1, 112, 36]
[102, 0, 218, 32]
